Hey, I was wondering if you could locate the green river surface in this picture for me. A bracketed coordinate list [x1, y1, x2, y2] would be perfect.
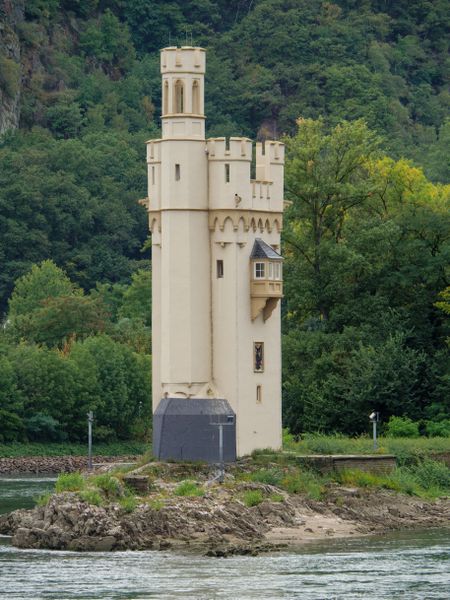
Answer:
[0, 474, 449, 599]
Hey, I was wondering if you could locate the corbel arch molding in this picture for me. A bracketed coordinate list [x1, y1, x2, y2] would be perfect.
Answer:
[209, 210, 283, 234]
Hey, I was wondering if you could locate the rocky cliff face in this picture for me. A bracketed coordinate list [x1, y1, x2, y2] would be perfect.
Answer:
[0, 0, 24, 134]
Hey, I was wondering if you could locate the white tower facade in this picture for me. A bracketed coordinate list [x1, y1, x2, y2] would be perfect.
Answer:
[144, 47, 285, 460]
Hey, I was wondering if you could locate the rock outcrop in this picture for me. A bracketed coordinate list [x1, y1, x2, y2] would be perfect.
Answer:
[0, 486, 296, 554]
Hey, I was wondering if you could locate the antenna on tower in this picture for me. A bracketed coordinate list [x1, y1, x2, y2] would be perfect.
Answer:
[169, 32, 172, 46]
[185, 28, 188, 46]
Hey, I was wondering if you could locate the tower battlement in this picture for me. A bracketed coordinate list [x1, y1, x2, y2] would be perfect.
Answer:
[255, 141, 285, 183]
[206, 137, 252, 161]
[160, 46, 205, 74]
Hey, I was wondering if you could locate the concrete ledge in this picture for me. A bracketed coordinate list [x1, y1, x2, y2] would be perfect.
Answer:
[293, 454, 397, 474]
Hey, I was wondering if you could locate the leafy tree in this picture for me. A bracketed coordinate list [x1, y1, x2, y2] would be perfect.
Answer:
[19, 295, 108, 347]
[283, 117, 380, 321]
[118, 268, 151, 325]
[8, 260, 76, 318]
[69, 335, 151, 439]
[8, 344, 78, 432]
[0, 355, 24, 442]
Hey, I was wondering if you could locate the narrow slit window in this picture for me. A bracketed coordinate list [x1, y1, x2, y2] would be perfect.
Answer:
[192, 80, 200, 113]
[174, 80, 184, 113]
[163, 81, 169, 115]
[254, 342, 264, 372]
[175, 164, 180, 180]
[151, 166, 155, 185]
[216, 260, 224, 278]
[254, 262, 265, 279]
[225, 163, 230, 183]
[256, 385, 262, 403]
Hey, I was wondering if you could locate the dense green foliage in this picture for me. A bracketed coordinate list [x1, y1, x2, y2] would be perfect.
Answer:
[0, 440, 147, 458]
[0, 1, 449, 443]
[282, 118, 449, 435]
[0, 261, 151, 443]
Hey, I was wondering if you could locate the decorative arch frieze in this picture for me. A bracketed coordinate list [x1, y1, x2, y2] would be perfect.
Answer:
[209, 210, 282, 233]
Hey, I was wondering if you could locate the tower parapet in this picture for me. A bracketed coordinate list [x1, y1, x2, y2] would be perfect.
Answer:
[255, 141, 285, 211]
[207, 137, 252, 210]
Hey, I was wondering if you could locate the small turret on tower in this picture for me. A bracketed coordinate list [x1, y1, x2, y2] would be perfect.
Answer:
[160, 46, 206, 139]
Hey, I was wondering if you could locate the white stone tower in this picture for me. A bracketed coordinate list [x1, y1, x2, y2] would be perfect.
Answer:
[143, 47, 285, 460]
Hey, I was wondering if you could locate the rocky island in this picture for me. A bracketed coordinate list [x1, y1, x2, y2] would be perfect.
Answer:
[1, 457, 449, 556]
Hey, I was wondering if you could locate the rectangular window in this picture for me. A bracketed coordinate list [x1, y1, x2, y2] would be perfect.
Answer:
[254, 342, 264, 372]
[175, 164, 180, 180]
[225, 163, 230, 182]
[256, 385, 262, 403]
[268, 262, 274, 280]
[254, 262, 265, 279]
[216, 259, 224, 278]
[152, 166, 155, 185]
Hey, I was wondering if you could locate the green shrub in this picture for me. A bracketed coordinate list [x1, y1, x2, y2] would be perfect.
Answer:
[412, 459, 450, 490]
[79, 489, 103, 506]
[385, 469, 422, 496]
[242, 490, 264, 507]
[25, 413, 66, 442]
[280, 470, 324, 500]
[0, 56, 20, 98]
[174, 480, 204, 497]
[90, 473, 123, 498]
[339, 469, 384, 488]
[249, 468, 282, 486]
[269, 493, 284, 503]
[282, 428, 296, 450]
[119, 495, 138, 513]
[55, 472, 85, 493]
[425, 420, 450, 437]
[147, 498, 164, 511]
[35, 492, 52, 507]
[385, 416, 420, 438]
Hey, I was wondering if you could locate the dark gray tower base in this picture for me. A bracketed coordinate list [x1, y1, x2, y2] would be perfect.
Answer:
[153, 398, 236, 462]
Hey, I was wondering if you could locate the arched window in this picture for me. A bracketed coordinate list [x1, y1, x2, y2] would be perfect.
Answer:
[163, 81, 169, 115]
[192, 80, 200, 114]
[174, 80, 184, 113]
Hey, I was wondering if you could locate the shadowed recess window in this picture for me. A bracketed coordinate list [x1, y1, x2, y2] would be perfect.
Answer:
[256, 385, 262, 403]
[225, 163, 230, 182]
[217, 260, 224, 278]
[163, 81, 169, 114]
[175, 164, 180, 180]
[254, 342, 264, 372]
[192, 80, 200, 113]
[152, 166, 155, 185]
[174, 80, 184, 113]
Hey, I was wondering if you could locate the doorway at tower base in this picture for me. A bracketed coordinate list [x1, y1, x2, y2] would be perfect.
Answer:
[153, 398, 236, 462]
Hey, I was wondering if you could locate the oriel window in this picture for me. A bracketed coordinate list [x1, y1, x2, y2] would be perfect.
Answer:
[254, 342, 264, 372]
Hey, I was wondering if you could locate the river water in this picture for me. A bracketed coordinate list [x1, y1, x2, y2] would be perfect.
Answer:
[0, 475, 449, 599]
